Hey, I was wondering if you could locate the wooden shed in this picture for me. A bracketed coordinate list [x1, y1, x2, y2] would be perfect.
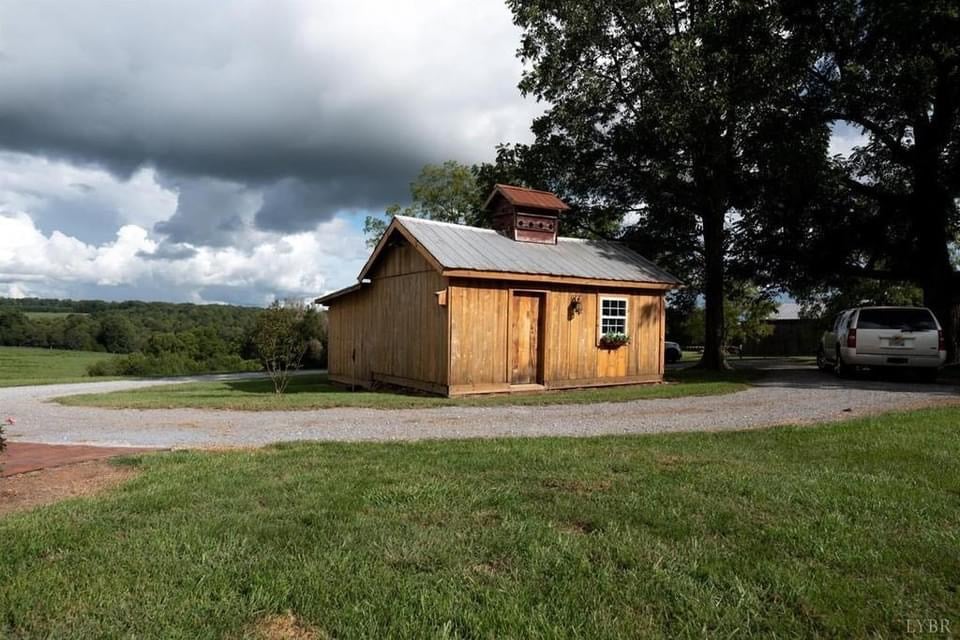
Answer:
[316, 185, 680, 396]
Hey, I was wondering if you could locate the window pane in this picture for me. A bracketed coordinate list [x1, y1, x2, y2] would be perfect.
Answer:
[601, 318, 626, 334]
[602, 299, 626, 316]
[600, 298, 628, 335]
[857, 308, 937, 331]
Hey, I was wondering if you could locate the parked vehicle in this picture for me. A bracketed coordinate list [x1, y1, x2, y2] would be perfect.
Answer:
[816, 306, 946, 380]
[665, 341, 682, 364]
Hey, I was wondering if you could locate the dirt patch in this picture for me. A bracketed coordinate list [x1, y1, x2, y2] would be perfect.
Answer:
[470, 557, 511, 577]
[471, 509, 502, 527]
[0, 460, 139, 517]
[248, 612, 327, 640]
[655, 454, 689, 469]
[1, 441, 159, 477]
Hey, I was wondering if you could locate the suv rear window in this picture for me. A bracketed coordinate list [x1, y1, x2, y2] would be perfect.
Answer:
[856, 308, 937, 331]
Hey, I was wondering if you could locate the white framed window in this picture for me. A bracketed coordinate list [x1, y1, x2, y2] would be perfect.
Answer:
[598, 296, 628, 336]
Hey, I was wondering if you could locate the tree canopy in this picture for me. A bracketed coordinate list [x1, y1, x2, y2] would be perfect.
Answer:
[507, 0, 820, 368]
[363, 161, 486, 247]
[748, 0, 960, 358]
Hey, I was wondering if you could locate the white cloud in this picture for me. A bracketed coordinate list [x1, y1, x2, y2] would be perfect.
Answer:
[0, 211, 368, 304]
[829, 122, 868, 158]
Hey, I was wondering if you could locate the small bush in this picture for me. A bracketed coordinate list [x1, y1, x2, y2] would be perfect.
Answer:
[87, 359, 116, 377]
[302, 338, 326, 369]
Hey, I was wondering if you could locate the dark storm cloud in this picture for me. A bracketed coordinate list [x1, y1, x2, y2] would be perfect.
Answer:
[254, 177, 401, 233]
[0, 0, 537, 246]
[153, 178, 255, 247]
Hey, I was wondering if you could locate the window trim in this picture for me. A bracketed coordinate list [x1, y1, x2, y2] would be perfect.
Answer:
[597, 295, 629, 343]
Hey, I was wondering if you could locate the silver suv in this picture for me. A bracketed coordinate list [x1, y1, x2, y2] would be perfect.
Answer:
[816, 306, 946, 380]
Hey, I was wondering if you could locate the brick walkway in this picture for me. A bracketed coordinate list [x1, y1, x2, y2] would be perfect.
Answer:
[0, 442, 161, 477]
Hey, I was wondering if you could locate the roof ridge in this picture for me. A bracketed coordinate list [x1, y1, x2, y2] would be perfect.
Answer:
[395, 216, 497, 232]
[494, 183, 558, 196]
[396, 216, 626, 244]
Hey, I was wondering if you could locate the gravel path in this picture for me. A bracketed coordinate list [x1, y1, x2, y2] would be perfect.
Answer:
[2, 368, 957, 448]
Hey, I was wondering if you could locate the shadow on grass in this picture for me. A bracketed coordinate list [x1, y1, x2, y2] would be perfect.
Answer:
[223, 373, 437, 399]
[226, 369, 758, 397]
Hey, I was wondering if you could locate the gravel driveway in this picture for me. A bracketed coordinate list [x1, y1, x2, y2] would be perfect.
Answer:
[2, 367, 957, 448]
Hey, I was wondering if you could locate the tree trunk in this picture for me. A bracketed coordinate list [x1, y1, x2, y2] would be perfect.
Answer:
[698, 207, 727, 370]
[923, 282, 960, 365]
[912, 152, 957, 363]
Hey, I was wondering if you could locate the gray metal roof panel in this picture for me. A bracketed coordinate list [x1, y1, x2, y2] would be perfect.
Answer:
[395, 216, 680, 285]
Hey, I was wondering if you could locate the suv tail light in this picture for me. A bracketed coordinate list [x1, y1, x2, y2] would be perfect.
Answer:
[939, 329, 945, 352]
[846, 329, 857, 349]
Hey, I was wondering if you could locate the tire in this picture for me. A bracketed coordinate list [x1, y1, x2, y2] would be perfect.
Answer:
[816, 346, 831, 372]
[835, 346, 855, 378]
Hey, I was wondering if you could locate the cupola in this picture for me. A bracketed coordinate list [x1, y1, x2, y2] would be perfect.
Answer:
[483, 184, 570, 245]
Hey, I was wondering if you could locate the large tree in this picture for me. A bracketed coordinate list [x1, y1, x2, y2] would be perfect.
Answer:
[752, 1, 960, 359]
[508, 0, 818, 369]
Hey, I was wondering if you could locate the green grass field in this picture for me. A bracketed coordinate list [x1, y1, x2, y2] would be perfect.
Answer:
[0, 346, 117, 387]
[56, 369, 755, 410]
[1, 408, 958, 637]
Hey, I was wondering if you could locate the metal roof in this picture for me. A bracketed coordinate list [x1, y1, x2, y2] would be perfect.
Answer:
[314, 282, 365, 305]
[484, 183, 571, 211]
[396, 216, 680, 285]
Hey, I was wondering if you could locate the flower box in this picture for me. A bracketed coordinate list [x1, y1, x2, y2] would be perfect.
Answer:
[599, 332, 630, 349]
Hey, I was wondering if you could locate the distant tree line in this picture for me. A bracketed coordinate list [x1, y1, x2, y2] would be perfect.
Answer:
[0, 298, 328, 377]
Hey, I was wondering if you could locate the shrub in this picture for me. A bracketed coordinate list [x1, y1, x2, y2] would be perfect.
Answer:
[87, 359, 116, 377]
[252, 301, 310, 394]
[303, 338, 326, 369]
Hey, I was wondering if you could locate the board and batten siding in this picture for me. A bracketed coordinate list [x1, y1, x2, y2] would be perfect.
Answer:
[326, 241, 448, 393]
[447, 278, 665, 395]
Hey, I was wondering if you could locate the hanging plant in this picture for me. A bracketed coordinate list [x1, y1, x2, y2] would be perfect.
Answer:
[599, 332, 630, 349]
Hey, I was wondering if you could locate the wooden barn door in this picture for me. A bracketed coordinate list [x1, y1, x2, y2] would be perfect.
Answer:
[510, 291, 544, 385]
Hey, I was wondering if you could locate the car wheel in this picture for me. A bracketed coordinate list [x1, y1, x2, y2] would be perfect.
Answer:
[835, 347, 854, 378]
[816, 346, 831, 372]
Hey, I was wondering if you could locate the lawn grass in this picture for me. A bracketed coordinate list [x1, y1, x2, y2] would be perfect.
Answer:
[0, 346, 118, 387]
[1, 408, 958, 637]
[55, 368, 756, 410]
